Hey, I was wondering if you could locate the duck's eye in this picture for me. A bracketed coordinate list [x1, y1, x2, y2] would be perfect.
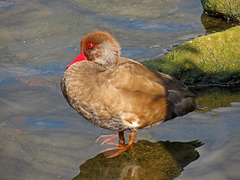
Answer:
[88, 43, 93, 48]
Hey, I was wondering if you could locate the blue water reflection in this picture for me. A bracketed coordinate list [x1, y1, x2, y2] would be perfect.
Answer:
[26, 119, 67, 128]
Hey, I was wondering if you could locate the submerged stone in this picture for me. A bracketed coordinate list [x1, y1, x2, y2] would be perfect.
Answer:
[200, 0, 240, 22]
[144, 26, 240, 86]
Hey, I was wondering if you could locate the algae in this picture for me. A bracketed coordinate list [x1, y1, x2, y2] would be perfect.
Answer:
[144, 26, 240, 86]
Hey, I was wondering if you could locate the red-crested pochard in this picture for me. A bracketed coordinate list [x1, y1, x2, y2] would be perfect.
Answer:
[61, 31, 200, 158]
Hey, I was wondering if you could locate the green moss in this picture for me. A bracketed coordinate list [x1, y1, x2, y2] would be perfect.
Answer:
[144, 26, 240, 85]
[200, 0, 240, 22]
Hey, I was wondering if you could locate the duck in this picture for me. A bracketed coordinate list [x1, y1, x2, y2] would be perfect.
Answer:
[61, 31, 200, 158]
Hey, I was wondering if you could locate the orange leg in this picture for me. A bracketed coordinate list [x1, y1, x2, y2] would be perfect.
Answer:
[100, 131, 136, 158]
[118, 131, 125, 145]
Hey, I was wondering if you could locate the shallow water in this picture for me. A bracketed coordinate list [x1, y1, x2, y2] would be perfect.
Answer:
[0, 0, 240, 179]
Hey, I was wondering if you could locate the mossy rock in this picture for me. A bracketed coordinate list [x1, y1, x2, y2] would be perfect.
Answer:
[200, 0, 240, 22]
[144, 26, 240, 86]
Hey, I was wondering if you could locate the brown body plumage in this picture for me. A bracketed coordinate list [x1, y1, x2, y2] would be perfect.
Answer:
[61, 31, 199, 158]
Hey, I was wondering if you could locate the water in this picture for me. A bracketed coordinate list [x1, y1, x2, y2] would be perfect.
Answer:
[0, 0, 240, 179]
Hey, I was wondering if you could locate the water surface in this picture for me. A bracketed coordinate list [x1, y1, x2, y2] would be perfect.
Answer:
[0, 0, 240, 179]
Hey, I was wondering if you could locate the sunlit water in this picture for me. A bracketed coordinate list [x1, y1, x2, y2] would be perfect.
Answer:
[0, 0, 240, 179]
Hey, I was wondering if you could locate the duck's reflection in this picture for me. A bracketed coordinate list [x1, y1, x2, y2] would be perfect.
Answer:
[73, 140, 203, 180]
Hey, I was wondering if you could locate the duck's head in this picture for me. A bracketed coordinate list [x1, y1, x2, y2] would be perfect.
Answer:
[67, 31, 120, 70]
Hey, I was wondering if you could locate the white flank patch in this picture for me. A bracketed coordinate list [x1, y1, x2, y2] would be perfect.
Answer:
[120, 112, 140, 128]
[130, 121, 140, 128]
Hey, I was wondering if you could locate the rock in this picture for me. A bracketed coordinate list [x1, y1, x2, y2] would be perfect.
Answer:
[144, 26, 240, 86]
[200, 0, 240, 22]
